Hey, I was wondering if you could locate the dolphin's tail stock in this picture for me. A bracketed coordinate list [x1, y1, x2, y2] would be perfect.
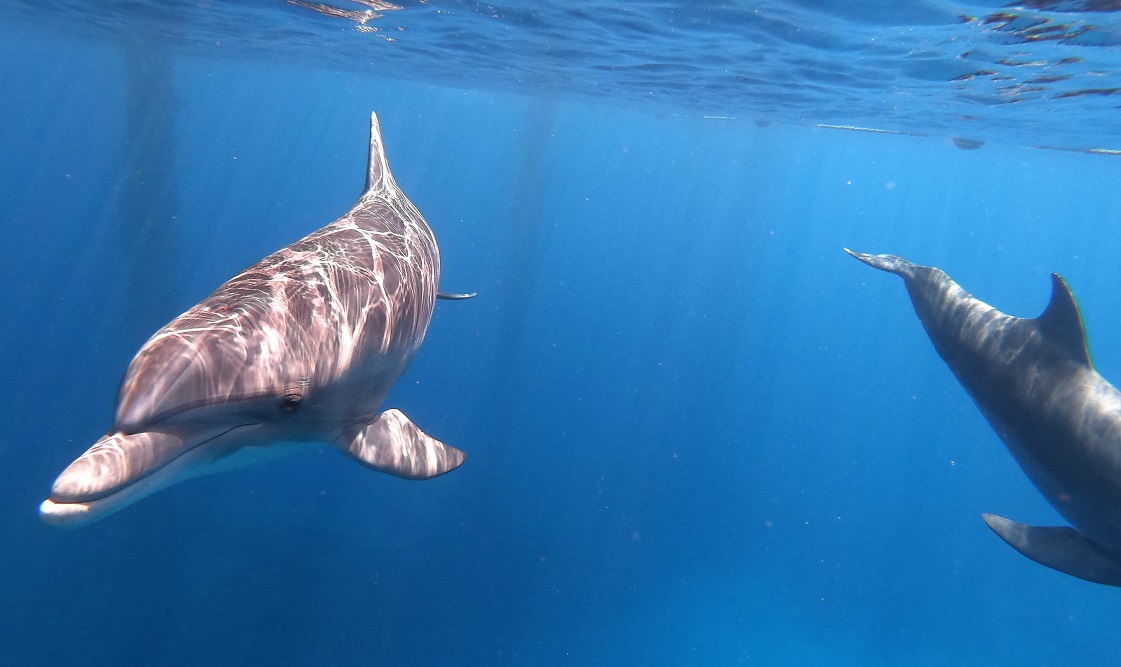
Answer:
[843, 248, 918, 280]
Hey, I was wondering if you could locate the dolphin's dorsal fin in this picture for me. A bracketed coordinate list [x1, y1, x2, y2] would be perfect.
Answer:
[363, 112, 396, 196]
[1037, 273, 1091, 367]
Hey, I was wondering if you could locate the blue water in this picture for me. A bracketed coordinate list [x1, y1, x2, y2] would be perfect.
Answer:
[4, 1, 1121, 664]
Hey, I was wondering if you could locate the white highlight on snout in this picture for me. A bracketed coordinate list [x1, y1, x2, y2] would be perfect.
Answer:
[39, 498, 93, 529]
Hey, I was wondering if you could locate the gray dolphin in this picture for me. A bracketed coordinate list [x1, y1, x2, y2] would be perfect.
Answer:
[41, 113, 474, 528]
[847, 248, 1121, 586]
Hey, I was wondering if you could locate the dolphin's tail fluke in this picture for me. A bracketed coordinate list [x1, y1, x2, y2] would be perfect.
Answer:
[843, 248, 917, 280]
[337, 409, 466, 480]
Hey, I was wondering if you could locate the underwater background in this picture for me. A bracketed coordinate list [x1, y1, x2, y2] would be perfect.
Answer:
[4, 1, 1121, 664]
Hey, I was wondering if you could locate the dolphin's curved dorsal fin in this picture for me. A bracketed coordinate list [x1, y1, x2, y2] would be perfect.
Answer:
[437, 291, 477, 300]
[1036, 273, 1091, 367]
[363, 112, 395, 196]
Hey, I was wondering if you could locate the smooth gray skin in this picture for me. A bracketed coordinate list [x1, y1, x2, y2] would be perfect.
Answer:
[847, 248, 1121, 586]
[40, 113, 473, 528]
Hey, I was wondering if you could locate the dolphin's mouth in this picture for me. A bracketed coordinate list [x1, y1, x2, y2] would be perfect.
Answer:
[46, 424, 254, 505]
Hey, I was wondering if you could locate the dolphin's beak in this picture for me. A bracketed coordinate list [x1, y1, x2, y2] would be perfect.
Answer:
[41, 430, 187, 528]
[40, 424, 252, 528]
[48, 431, 186, 504]
[40, 421, 274, 528]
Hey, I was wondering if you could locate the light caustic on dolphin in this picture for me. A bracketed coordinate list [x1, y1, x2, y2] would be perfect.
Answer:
[40, 113, 475, 528]
[847, 248, 1121, 586]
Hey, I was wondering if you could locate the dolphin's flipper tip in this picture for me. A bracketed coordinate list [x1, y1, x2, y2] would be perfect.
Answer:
[339, 409, 466, 480]
[843, 247, 915, 278]
[437, 290, 478, 301]
[982, 513, 1121, 586]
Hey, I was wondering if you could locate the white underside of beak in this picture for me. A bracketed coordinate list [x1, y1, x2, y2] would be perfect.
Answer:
[39, 498, 93, 527]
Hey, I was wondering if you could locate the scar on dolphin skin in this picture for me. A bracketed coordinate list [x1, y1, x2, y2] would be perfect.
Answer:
[40, 113, 476, 528]
[848, 248, 1121, 586]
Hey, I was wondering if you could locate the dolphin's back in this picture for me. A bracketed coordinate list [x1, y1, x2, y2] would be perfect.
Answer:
[114, 114, 440, 431]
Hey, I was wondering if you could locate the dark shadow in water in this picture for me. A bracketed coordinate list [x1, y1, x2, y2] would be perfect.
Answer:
[953, 136, 985, 150]
[114, 36, 180, 342]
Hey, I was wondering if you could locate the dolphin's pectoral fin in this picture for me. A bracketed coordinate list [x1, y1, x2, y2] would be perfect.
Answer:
[982, 513, 1121, 586]
[437, 290, 477, 300]
[337, 409, 466, 480]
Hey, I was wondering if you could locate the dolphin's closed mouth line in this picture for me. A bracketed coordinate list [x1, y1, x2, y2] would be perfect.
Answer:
[143, 423, 257, 477]
[186, 423, 254, 451]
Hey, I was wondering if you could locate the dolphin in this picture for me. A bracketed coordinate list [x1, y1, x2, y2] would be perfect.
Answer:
[847, 248, 1121, 586]
[40, 112, 474, 528]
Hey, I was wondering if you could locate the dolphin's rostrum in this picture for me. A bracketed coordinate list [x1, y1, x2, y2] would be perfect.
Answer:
[847, 248, 1121, 586]
[41, 113, 473, 527]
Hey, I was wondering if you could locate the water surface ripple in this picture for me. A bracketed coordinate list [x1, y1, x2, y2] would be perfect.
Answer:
[7, 0, 1121, 148]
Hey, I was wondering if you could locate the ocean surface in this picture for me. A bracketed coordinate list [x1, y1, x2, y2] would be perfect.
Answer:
[2, 1, 1121, 664]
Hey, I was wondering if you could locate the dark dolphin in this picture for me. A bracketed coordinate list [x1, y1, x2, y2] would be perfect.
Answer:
[41, 113, 473, 527]
[847, 248, 1121, 586]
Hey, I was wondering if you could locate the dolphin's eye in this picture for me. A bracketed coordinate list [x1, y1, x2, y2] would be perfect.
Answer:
[281, 390, 303, 413]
